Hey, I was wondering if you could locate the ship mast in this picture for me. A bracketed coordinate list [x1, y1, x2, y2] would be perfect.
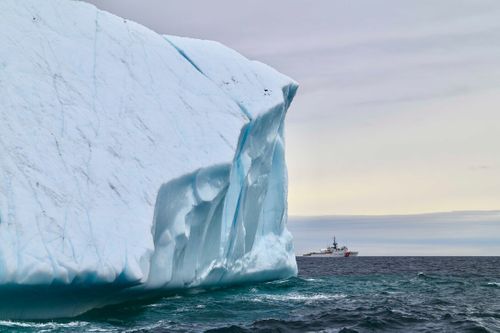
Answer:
[333, 236, 338, 250]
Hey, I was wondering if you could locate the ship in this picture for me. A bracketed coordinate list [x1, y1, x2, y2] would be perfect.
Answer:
[303, 236, 359, 257]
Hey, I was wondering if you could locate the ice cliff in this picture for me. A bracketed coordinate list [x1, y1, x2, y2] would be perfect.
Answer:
[0, 0, 298, 319]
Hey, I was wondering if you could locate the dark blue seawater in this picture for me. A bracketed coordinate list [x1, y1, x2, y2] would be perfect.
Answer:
[1, 257, 499, 332]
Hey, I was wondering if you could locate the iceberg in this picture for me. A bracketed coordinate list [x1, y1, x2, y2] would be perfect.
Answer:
[0, 0, 298, 319]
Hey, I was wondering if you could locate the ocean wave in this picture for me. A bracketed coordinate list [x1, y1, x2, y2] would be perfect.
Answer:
[303, 278, 324, 282]
[253, 292, 346, 303]
[0, 320, 88, 329]
[2, 257, 499, 333]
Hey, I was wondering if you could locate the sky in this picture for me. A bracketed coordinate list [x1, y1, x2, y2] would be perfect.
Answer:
[289, 211, 500, 256]
[85, 0, 500, 216]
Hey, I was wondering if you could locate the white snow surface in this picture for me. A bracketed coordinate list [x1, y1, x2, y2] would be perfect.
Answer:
[0, 0, 298, 318]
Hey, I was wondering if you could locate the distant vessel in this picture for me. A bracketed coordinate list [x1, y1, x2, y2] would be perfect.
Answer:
[303, 237, 359, 257]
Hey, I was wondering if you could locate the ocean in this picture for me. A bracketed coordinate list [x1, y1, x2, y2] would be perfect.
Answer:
[1, 257, 499, 332]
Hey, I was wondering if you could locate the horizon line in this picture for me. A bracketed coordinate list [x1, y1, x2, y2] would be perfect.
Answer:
[289, 209, 500, 219]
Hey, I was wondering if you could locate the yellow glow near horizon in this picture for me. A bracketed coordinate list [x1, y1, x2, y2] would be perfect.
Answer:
[286, 90, 500, 216]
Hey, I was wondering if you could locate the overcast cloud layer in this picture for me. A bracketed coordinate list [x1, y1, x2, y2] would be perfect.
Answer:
[85, 0, 500, 215]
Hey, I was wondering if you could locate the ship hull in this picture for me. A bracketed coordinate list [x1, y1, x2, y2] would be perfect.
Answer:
[305, 253, 345, 257]
[303, 252, 358, 257]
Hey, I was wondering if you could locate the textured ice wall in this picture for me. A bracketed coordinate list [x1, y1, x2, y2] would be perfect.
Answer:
[0, 0, 297, 318]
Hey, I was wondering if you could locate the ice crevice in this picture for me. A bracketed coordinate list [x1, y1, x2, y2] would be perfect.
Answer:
[164, 36, 253, 120]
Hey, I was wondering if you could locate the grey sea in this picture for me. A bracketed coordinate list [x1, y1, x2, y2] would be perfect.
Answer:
[1, 257, 499, 332]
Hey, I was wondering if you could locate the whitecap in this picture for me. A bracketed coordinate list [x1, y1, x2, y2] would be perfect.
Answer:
[0, 320, 88, 329]
[304, 278, 323, 282]
[255, 292, 346, 303]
